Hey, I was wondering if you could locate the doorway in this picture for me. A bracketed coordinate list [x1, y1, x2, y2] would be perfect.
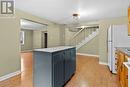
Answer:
[20, 19, 47, 51]
[20, 19, 48, 85]
[42, 32, 48, 48]
[44, 33, 48, 48]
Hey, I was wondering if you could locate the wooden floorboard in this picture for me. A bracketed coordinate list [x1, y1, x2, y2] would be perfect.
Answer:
[0, 52, 120, 87]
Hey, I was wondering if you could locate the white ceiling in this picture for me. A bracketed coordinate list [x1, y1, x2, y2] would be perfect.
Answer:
[16, 0, 130, 24]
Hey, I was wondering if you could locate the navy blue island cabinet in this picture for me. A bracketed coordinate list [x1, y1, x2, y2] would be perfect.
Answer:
[33, 46, 76, 87]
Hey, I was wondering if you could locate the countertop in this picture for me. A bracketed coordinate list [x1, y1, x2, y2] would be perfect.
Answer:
[124, 62, 130, 70]
[34, 46, 75, 53]
[116, 47, 130, 56]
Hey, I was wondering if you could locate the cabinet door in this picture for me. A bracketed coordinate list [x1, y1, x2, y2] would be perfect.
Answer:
[64, 48, 76, 83]
[124, 66, 128, 87]
[124, 55, 129, 87]
[64, 49, 71, 83]
[117, 51, 129, 87]
[70, 48, 76, 75]
[52, 51, 64, 87]
[121, 64, 125, 87]
[117, 51, 121, 75]
[119, 52, 125, 87]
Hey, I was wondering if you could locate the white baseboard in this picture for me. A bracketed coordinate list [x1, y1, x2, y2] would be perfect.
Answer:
[77, 53, 99, 58]
[21, 50, 33, 53]
[0, 70, 21, 82]
[99, 61, 108, 66]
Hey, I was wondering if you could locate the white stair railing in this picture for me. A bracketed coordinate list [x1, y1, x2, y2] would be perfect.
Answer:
[70, 26, 99, 49]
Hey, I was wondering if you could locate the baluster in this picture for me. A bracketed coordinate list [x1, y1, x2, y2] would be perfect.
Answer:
[75, 37, 77, 46]
[95, 28, 96, 31]
[84, 28, 85, 40]
[89, 28, 90, 35]
[91, 28, 93, 34]
[85, 28, 86, 36]
[77, 36, 79, 45]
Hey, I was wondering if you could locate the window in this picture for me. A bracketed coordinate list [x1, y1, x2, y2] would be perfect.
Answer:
[20, 31, 25, 45]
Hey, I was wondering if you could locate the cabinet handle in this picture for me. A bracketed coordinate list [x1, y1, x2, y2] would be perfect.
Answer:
[126, 75, 128, 79]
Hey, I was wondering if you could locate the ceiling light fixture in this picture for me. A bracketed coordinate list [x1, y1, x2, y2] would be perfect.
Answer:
[67, 13, 81, 32]
[73, 13, 80, 20]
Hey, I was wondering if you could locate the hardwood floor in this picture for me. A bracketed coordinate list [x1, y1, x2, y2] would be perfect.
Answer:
[0, 52, 120, 87]
[65, 55, 121, 87]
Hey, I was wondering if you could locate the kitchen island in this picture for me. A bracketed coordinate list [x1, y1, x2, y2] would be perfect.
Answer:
[33, 46, 76, 87]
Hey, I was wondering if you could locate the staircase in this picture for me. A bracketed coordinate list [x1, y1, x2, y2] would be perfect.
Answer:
[70, 26, 99, 50]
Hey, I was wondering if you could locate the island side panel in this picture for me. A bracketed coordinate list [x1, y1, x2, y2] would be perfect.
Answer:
[33, 51, 52, 87]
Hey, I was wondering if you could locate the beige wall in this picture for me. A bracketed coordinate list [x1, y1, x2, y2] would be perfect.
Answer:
[59, 25, 66, 46]
[0, 9, 61, 77]
[47, 25, 61, 47]
[64, 17, 128, 64]
[65, 28, 77, 45]
[33, 30, 42, 49]
[98, 17, 128, 63]
[77, 35, 99, 55]
[21, 29, 33, 51]
[64, 25, 99, 55]
[0, 17, 20, 77]
[81, 17, 128, 63]
[33, 25, 62, 48]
